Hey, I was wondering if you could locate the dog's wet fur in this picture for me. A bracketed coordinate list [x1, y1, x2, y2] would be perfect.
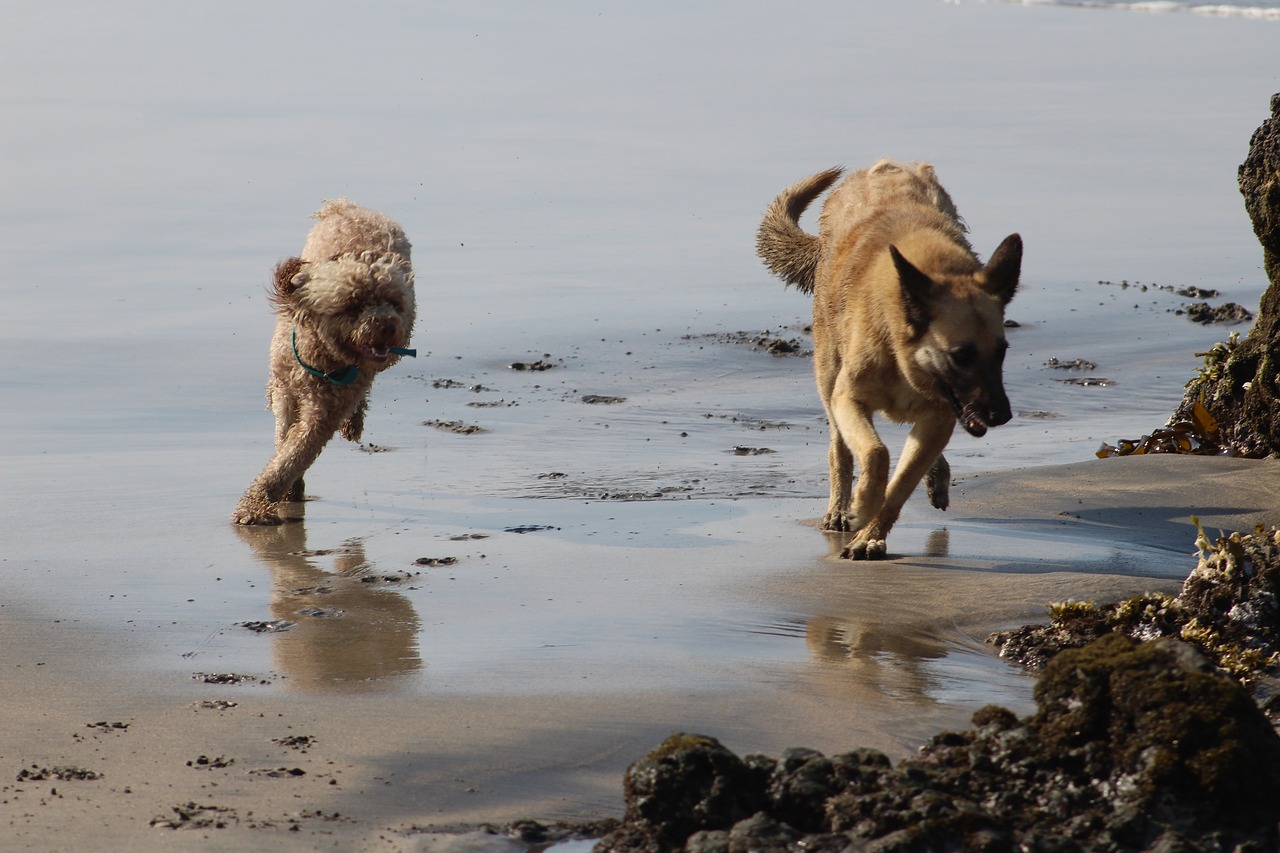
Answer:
[232, 199, 416, 525]
[757, 160, 1021, 559]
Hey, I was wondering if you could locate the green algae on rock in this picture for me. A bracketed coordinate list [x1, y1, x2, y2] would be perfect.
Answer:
[1170, 93, 1280, 459]
[1100, 94, 1280, 460]
[1031, 635, 1280, 834]
[595, 637, 1280, 853]
[603, 732, 771, 853]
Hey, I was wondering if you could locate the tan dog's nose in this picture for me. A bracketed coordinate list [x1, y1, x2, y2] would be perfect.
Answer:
[987, 394, 1012, 427]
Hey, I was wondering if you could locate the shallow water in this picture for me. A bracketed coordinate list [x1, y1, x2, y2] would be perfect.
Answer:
[1, 0, 1276, 773]
[958, 0, 1280, 18]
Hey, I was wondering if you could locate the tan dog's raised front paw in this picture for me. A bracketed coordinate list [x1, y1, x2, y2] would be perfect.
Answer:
[231, 491, 282, 526]
[926, 455, 950, 511]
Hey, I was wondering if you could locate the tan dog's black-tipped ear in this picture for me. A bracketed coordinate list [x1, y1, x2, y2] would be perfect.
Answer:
[890, 245, 933, 335]
[980, 233, 1022, 306]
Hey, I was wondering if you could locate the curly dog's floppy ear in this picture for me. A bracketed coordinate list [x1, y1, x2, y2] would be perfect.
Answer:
[270, 257, 308, 310]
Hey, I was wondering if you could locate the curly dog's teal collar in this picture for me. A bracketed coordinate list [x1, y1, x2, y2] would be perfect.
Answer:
[291, 327, 416, 387]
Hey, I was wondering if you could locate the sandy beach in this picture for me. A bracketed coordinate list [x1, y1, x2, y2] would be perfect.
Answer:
[3, 456, 1278, 851]
[3, 0, 1279, 849]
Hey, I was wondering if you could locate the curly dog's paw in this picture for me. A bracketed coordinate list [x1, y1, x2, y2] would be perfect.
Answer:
[231, 493, 282, 526]
[231, 508, 282, 526]
[283, 478, 305, 503]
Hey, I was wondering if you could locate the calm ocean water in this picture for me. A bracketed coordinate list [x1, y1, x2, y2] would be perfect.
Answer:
[0, 0, 1277, 747]
[956, 0, 1280, 16]
[3, 0, 1274, 469]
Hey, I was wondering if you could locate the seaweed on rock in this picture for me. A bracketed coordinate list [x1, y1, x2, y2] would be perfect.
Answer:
[1102, 93, 1280, 459]
[595, 637, 1280, 853]
[1171, 93, 1280, 458]
[990, 525, 1280, 693]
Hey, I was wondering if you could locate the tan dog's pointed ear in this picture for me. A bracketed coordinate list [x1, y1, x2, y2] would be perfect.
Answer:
[890, 245, 933, 335]
[980, 233, 1022, 306]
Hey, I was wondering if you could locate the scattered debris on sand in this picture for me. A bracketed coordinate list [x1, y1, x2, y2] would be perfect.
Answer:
[414, 556, 459, 567]
[1181, 301, 1254, 325]
[1043, 357, 1098, 371]
[16, 765, 103, 782]
[683, 328, 812, 357]
[509, 358, 559, 371]
[423, 419, 486, 435]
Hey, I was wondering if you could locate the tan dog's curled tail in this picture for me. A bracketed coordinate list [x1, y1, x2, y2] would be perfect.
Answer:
[755, 167, 843, 295]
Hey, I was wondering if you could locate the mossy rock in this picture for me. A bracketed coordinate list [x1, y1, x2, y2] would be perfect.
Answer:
[606, 733, 769, 852]
[1033, 634, 1280, 834]
[600, 638, 1280, 852]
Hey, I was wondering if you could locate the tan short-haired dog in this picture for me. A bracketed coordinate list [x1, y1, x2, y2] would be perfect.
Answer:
[757, 160, 1021, 559]
[232, 199, 417, 525]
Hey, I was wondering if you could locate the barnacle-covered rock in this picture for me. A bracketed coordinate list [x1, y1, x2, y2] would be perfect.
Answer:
[1029, 635, 1280, 836]
[1170, 93, 1280, 458]
[596, 733, 770, 853]
[596, 637, 1280, 853]
[990, 525, 1280, 693]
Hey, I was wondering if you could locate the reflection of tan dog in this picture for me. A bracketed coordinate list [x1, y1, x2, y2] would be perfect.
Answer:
[757, 160, 1021, 559]
[233, 200, 417, 525]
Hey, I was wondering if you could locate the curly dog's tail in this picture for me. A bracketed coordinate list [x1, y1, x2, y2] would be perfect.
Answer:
[755, 167, 842, 296]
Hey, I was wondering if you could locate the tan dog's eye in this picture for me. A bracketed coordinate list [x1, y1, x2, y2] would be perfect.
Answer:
[950, 343, 977, 368]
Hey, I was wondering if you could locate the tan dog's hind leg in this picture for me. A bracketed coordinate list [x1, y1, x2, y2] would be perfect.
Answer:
[845, 416, 955, 560]
[821, 393, 855, 529]
[815, 343, 854, 530]
[825, 381, 889, 535]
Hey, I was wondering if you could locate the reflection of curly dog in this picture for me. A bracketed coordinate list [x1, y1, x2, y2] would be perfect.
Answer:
[232, 523, 422, 691]
[233, 200, 417, 525]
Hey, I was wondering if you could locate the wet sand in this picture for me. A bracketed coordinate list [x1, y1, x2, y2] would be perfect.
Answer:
[6, 299, 1276, 849]
[4, 456, 1278, 850]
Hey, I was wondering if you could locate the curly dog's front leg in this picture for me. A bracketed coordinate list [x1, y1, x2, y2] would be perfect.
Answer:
[339, 395, 368, 443]
[232, 406, 345, 525]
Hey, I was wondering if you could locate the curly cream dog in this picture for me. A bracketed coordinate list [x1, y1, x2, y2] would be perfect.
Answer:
[232, 199, 417, 525]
